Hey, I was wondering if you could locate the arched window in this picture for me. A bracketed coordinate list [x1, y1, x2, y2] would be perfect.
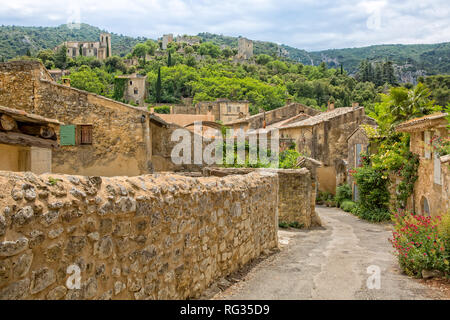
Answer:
[134, 88, 138, 95]
[420, 196, 430, 216]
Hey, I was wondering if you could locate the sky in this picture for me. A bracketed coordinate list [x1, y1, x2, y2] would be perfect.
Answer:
[0, 0, 449, 51]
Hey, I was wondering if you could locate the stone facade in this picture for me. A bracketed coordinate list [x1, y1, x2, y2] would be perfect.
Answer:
[396, 114, 449, 216]
[162, 34, 174, 50]
[203, 167, 321, 228]
[237, 37, 253, 60]
[226, 103, 320, 133]
[171, 99, 250, 123]
[278, 107, 375, 193]
[56, 33, 111, 61]
[0, 170, 278, 300]
[116, 74, 148, 106]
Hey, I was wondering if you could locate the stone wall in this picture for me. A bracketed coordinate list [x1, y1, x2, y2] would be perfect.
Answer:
[0, 170, 278, 300]
[203, 167, 321, 228]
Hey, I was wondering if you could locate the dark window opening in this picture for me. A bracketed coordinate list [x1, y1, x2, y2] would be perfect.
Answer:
[78, 125, 93, 145]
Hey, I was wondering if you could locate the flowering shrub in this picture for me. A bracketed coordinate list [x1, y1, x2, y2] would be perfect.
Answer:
[431, 135, 450, 157]
[390, 212, 449, 277]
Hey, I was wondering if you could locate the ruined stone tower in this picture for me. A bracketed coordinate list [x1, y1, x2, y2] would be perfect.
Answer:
[162, 34, 174, 50]
[237, 37, 253, 60]
[99, 33, 112, 60]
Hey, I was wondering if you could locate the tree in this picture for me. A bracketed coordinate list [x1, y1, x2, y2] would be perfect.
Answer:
[256, 54, 272, 65]
[25, 48, 31, 57]
[155, 67, 162, 103]
[104, 56, 127, 73]
[168, 51, 172, 67]
[69, 65, 109, 95]
[132, 43, 148, 59]
[54, 45, 67, 69]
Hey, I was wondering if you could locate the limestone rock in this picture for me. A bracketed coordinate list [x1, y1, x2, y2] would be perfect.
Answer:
[13, 206, 34, 225]
[47, 285, 67, 300]
[30, 267, 56, 294]
[13, 252, 33, 278]
[0, 278, 30, 300]
[0, 237, 29, 257]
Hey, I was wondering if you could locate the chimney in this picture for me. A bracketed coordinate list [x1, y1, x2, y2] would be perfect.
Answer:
[62, 78, 71, 87]
[352, 102, 359, 110]
[327, 101, 335, 112]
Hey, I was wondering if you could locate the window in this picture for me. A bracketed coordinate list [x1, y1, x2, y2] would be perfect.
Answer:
[134, 88, 138, 95]
[227, 106, 231, 113]
[424, 131, 431, 159]
[434, 132, 441, 185]
[60, 125, 93, 146]
[78, 125, 93, 145]
[130, 81, 133, 85]
[421, 196, 430, 216]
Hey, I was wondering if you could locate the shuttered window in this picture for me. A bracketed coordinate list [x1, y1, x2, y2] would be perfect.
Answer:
[78, 125, 93, 145]
[424, 131, 431, 159]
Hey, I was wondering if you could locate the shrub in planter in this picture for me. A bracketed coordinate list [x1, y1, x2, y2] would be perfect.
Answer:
[341, 200, 357, 212]
[390, 212, 449, 278]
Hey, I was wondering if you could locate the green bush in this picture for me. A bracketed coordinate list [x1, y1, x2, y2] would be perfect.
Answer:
[353, 205, 391, 222]
[335, 184, 352, 207]
[153, 105, 171, 114]
[341, 200, 357, 212]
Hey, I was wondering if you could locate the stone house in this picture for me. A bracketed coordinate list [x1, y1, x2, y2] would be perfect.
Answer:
[171, 99, 250, 123]
[0, 105, 61, 174]
[226, 102, 319, 133]
[115, 74, 148, 106]
[396, 113, 449, 216]
[0, 60, 202, 176]
[277, 105, 375, 193]
[55, 33, 112, 60]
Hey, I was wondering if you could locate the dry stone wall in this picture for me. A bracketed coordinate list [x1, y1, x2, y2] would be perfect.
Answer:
[0, 171, 278, 300]
[203, 167, 321, 228]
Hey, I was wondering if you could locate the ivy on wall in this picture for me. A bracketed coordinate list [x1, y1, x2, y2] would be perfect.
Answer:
[395, 151, 420, 209]
[113, 77, 127, 101]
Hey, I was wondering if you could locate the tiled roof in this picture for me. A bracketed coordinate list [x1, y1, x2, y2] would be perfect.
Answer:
[281, 107, 355, 129]
[396, 113, 448, 131]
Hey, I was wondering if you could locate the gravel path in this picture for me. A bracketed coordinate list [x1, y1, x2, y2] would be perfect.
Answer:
[213, 206, 447, 300]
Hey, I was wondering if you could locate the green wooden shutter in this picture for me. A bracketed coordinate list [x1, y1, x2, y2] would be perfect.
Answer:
[60, 125, 76, 146]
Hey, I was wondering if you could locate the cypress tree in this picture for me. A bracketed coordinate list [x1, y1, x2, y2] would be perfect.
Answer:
[26, 48, 31, 57]
[168, 51, 172, 67]
[155, 67, 162, 103]
[340, 64, 343, 75]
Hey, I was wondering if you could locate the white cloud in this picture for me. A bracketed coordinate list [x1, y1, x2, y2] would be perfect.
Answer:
[0, 0, 448, 50]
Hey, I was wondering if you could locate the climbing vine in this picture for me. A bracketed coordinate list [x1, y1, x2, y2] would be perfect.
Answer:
[395, 151, 420, 209]
[113, 77, 127, 101]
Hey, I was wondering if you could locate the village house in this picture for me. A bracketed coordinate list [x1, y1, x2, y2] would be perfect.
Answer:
[346, 124, 380, 201]
[0, 60, 203, 176]
[276, 103, 376, 193]
[170, 98, 250, 123]
[396, 113, 449, 216]
[225, 102, 320, 133]
[115, 73, 148, 106]
[0, 105, 62, 174]
[161, 34, 174, 50]
[55, 33, 112, 60]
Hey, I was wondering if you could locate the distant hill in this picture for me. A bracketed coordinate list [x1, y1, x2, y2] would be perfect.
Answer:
[0, 23, 146, 59]
[198, 33, 450, 83]
[1, 24, 449, 83]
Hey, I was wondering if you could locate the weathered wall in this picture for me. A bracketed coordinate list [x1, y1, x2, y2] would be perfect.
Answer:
[203, 167, 321, 228]
[0, 170, 278, 300]
[228, 103, 320, 132]
[409, 130, 449, 216]
[0, 145, 21, 172]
